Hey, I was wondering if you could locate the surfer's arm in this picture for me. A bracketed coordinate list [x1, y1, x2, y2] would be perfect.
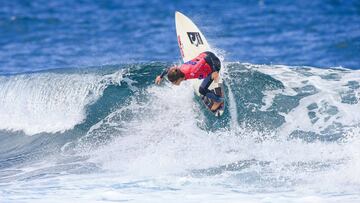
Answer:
[155, 68, 169, 85]
[160, 68, 168, 79]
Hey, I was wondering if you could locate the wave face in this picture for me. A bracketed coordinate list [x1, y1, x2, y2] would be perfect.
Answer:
[0, 70, 124, 135]
[1, 63, 360, 202]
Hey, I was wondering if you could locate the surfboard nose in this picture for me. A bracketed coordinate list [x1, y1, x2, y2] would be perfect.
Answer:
[175, 11, 185, 20]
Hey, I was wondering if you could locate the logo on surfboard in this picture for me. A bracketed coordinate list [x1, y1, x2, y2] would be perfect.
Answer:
[187, 32, 204, 47]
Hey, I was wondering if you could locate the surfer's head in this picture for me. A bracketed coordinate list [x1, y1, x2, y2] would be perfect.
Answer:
[167, 66, 185, 86]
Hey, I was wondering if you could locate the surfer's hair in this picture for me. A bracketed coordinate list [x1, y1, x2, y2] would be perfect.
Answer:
[167, 67, 184, 82]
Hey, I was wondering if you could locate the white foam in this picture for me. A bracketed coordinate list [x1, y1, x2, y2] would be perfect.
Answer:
[3, 171, 360, 203]
[0, 70, 124, 135]
[88, 81, 212, 175]
[79, 65, 360, 199]
[252, 64, 360, 135]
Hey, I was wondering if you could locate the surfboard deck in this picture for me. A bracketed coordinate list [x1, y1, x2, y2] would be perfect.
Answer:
[175, 11, 225, 116]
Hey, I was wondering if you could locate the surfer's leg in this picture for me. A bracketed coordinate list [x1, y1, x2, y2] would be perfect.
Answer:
[199, 74, 224, 103]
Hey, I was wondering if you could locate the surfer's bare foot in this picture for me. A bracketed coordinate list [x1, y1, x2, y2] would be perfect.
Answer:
[211, 101, 223, 111]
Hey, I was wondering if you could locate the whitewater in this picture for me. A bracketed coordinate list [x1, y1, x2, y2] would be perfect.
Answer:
[0, 62, 359, 203]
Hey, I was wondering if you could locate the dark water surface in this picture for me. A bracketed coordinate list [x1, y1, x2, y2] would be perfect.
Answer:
[0, 0, 359, 73]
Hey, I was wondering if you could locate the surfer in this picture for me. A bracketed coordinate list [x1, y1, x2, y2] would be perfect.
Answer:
[155, 51, 223, 111]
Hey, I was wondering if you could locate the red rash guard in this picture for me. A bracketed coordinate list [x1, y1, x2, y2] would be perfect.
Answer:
[180, 52, 213, 80]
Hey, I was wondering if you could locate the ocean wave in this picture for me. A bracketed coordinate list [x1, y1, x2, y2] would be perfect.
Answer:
[1, 62, 359, 139]
[0, 68, 124, 135]
[1, 62, 360, 202]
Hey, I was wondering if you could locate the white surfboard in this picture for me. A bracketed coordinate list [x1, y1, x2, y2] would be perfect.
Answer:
[175, 11, 225, 116]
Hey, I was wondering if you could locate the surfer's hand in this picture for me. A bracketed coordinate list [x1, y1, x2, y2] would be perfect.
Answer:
[212, 72, 219, 82]
[155, 76, 162, 85]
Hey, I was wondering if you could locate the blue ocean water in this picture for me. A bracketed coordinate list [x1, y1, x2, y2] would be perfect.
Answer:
[0, 0, 359, 73]
[1, 1, 360, 203]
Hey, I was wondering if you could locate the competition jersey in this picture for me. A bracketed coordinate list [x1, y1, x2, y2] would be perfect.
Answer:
[180, 52, 213, 80]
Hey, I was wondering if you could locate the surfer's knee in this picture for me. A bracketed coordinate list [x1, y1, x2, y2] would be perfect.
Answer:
[199, 86, 207, 96]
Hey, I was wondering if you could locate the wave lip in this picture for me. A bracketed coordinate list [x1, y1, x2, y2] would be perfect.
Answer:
[0, 70, 123, 135]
